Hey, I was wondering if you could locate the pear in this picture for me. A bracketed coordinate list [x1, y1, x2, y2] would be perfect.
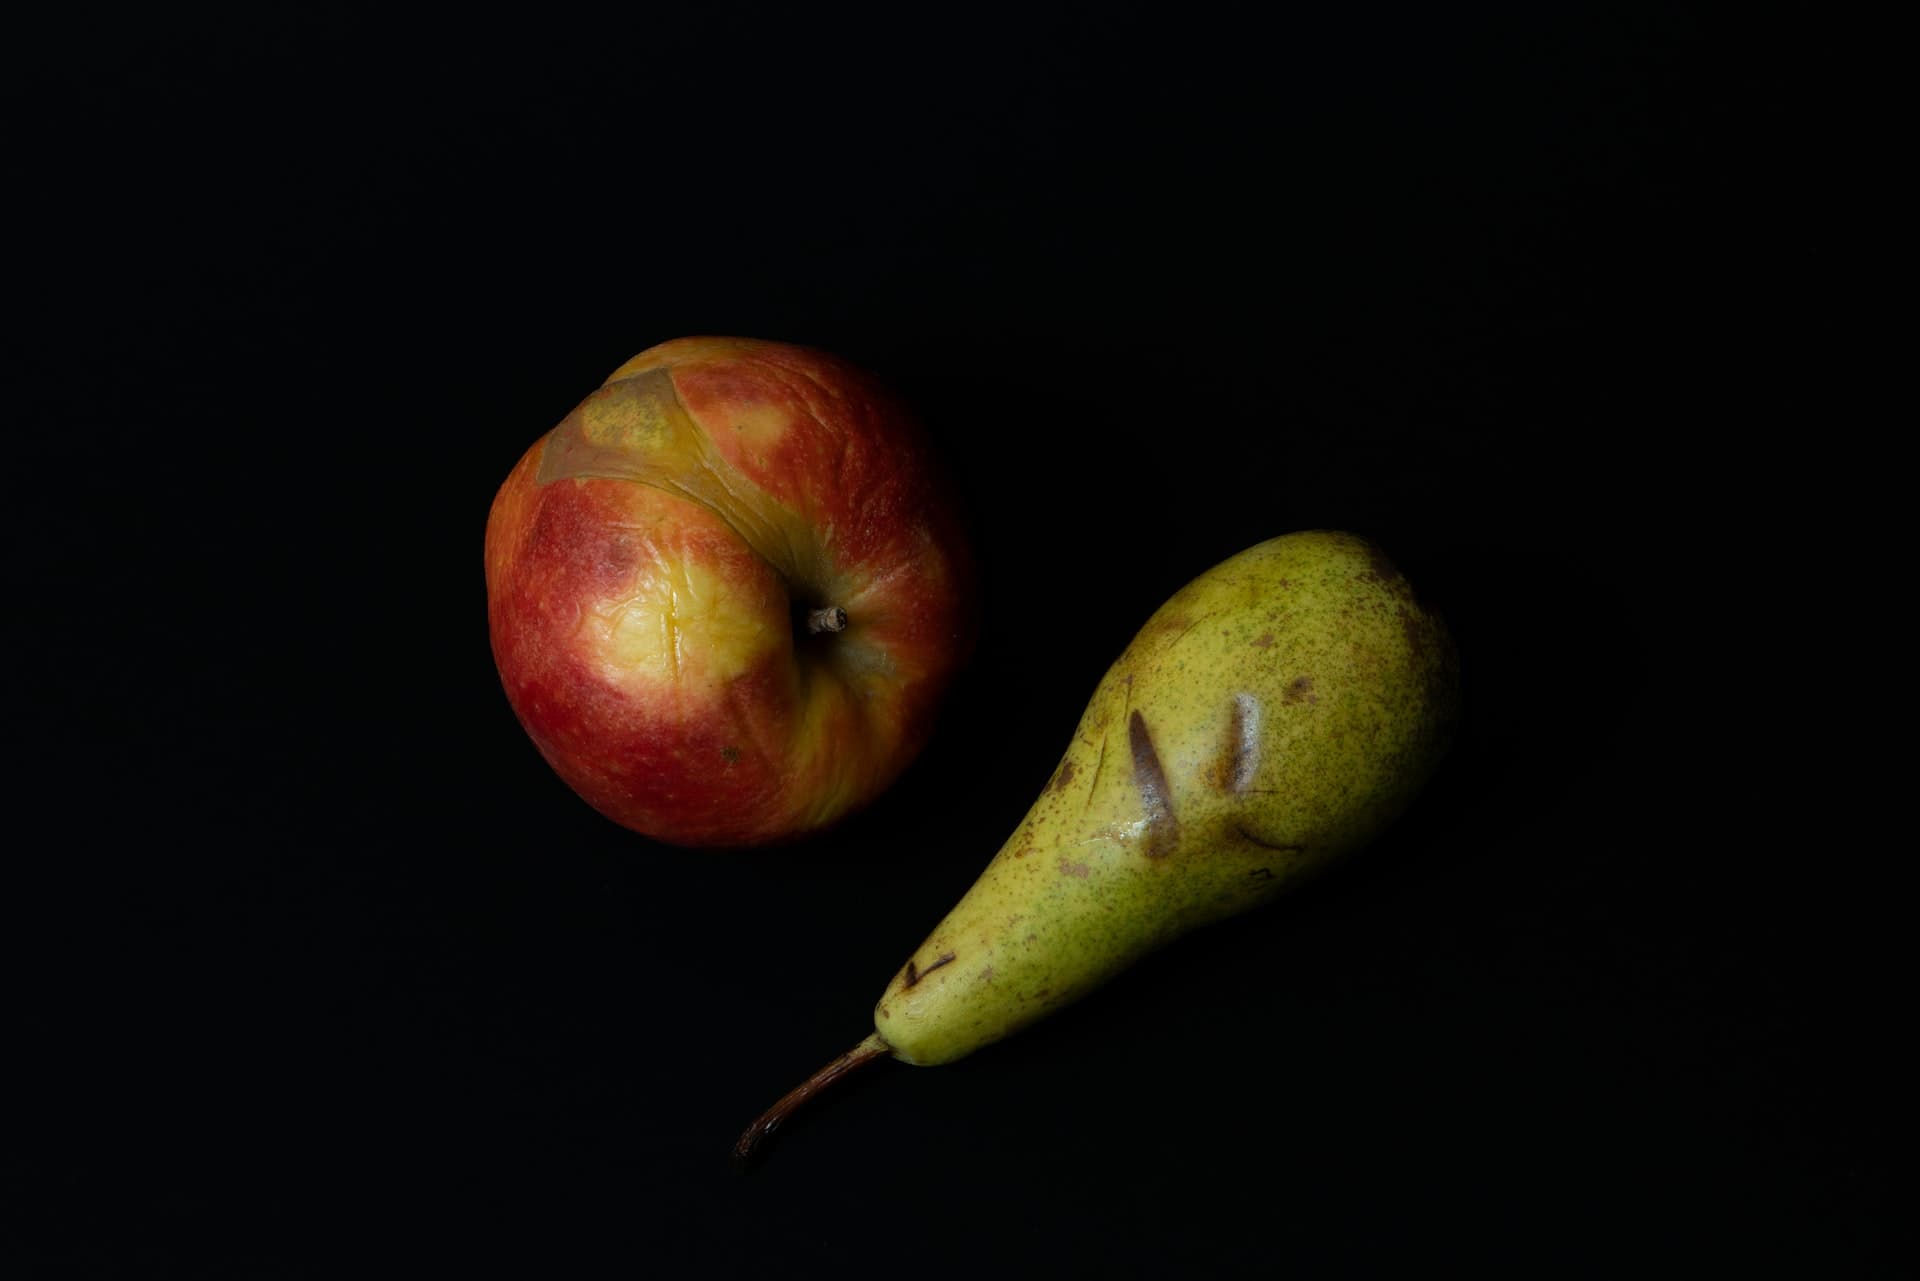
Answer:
[736, 531, 1459, 1161]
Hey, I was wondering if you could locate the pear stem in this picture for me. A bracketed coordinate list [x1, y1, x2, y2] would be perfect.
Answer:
[805, 606, 849, 634]
[734, 1032, 891, 1167]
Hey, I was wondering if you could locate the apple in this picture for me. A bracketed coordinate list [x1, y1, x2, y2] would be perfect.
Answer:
[484, 337, 975, 847]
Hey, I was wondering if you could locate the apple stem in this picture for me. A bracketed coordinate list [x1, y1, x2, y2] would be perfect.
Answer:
[734, 1031, 891, 1168]
[805, 605, 849, 634]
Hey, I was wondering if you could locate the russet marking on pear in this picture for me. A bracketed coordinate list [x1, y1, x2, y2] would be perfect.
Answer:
[901, 952, 956, 989]
[1125, 710, 1178, 859]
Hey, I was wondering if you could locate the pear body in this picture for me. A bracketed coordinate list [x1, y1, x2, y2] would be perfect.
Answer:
[873, 531, 1459, 1066]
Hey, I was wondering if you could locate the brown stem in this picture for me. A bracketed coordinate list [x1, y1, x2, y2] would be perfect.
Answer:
[805, 605, 849, 634]
[734, 1032, 891, 1168]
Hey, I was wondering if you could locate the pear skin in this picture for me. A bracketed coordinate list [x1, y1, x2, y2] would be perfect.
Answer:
[737, 531, 1458, 1159]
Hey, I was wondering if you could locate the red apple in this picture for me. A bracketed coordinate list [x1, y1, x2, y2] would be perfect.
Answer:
[484, 337, 975, 847]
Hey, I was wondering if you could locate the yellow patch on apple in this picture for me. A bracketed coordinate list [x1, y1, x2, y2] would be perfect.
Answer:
[579, 553, 781, 687]
[725, 401, 792, 454]
[541, 369, 705, 484]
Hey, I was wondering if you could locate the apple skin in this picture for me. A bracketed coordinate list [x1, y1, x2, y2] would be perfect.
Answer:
[485, 337, 975, 847]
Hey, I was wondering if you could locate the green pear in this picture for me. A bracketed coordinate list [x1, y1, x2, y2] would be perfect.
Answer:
[736, 531, 1459, 1161]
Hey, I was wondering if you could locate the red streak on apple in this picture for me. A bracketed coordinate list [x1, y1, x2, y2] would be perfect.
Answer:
[485, 337, 974, 847]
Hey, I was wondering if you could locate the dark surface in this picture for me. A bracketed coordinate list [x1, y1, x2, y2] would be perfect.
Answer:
[11, 6, 1880, 1277]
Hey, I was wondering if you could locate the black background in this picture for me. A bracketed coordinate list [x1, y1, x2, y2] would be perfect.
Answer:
[11, 5, 1884, 1277]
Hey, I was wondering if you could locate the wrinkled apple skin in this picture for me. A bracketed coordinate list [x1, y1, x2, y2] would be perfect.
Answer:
[485, 337, 975, 847]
